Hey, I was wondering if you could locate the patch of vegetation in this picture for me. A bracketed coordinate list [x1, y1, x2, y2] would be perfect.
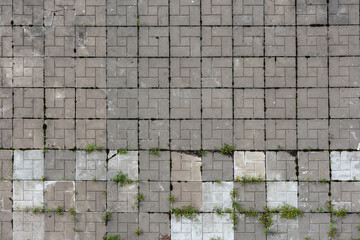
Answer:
[135, 193, 144, 205]
[31, 206, 44, 214]
[167, 193, 175, 203]
[258, 206, 273, 234]
[219, 143, 234, 156]
[318, 178, 327, 182]
[92, 177, 97, 182]
[245, 207, 259, 217]
[210, 237, 221, 240]
[37, 175, 46, 181]
[54, 205, 63, 215]
[197, 149, 206, 157]
[170, 205, 199, 219]
[102, 210, 111, 223]
[104, 234, 120, 240]
[111, 171, 133, 186]
[68, 207, 76, 215]
[276, 203, 303, 219]
[328, 218, 338, 239]
[332, 206, 348, 218]
[213, 206, 223, 217]
[85, 142, 102, 153]
[150, 147, 159, 156]
[235, 175, 263, 183]
[117, 148, 128, 154]
[134, 227, 143, 235]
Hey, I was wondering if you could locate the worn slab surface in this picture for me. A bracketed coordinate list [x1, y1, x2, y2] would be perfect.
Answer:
[0, 1, 360, 239]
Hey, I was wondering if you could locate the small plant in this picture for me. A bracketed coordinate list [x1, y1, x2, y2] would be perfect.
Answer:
[277, 144, 281, 149]
[31, 206, 44, 214]
[210, 237, 221, 240]
[54, 205, 63, 215]
[102, 190, 107, 196]
[170, 205, 199, 219]
[318, 178, 327, 182]
[213, 206, 223, 216]
[102, 210, 111, 223]
[332, 206, 348, 218]
[136, 18, 140, 24]
[197, 149, 206, 156]
[316, 207, 323, 212]
[215, 180, 221, 184]
[167, 193, 175, 203]
[111, 171, 133, 186]
[246, 207, 259, 217]
[235, 175, 263, 183]
[118, 148, 128, 154]
[277, 203, 303, 219]
[135, 193, 144, 205]
[68, 207, 76, 215]
[328, 218, 338, 238]
[104, 234, 120, 240]
[150, 147, 159, 156]
[134, 227, 142, 235]
[38, 175, 46, 181]
[219, 143, 234, 156]
[85, 142, 102, 153]
[92, 177, 97, 182]
[258, 205, 273, 234]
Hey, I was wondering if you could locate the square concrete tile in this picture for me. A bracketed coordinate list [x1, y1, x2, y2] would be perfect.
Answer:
[13, 181, 43, 209]
[107, 150, 138, 181]
[201, 182, 233, 212]
[234, 151, 265, 179]
[76, 151, 107, 181]
[14, 150, 44, 180]
[267, 182, 298, 208]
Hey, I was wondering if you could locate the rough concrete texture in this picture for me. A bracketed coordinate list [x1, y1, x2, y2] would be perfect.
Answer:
[0, 0, 360, 239]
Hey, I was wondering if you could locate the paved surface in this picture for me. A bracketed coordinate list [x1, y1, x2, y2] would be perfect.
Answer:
[0, 0, 360, 239]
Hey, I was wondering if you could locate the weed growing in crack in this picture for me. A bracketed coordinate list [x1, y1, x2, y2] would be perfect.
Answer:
[167, 193, 175, 203]
[102, 210, 111, 223]
[111, 171, 133, 186]
[117, 148, 128, 154]
[150, 147, 159, 156]
[219, 143, 234, 156]
[85, 142, 102, 153]
[134, 227, 143, 235]
[104, 235, 120, 240]
[170, 205, 199, 219]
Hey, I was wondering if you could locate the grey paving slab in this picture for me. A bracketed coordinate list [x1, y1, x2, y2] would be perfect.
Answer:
[75, 213, 106, 240]
[298, 151, 330, 181]
[329, 57, 360, 87]
[233, 27, 264, 57]
[107, 0, 137, 26]
[139, 120, 169, 150]
[44, 181, 75, 209]
[0, 58, 12, 87]
[234, 151, 265, 179]
[13, 0, 43, 26]
[139, 27, 169, 57]
[170, 58, 201, 88]
[107, 120, 138, 150]
[171, 89, 201, 119]
[171, 152, 201, 182]
[107, 58, 137, 88]
[298, 88, 328, 119]
[76, 58, 106, 88]
[267, 182, 298, 208]
[0, 181, 12, 211]
[298, 182, 329, 212]
[107, 150, 138, 180]
[234, 120, 265, 150]
[107, 213, 139, 240]
[265, 27, 296, 56]
[107, 181, 138, 213]
[76, 27, 106, 57]
[170, 0, 200, 26]
[298, 213, 330, 240]
[266, 151, 296, 180]
[44, 150, 76, 181]
[329, 0, 359, 25]
[329, 26, 360, 56]
[202, 89, 232, 118]
[45, 88, 75, 119]
[236, 182, 266, 211]
[264, 0, 295, 25]
[234, 89, 264, 119]
[75, 151, 107, 181]
[138, 0, 168, 26]
[139, 58, 169, 88]
[139, 150, 170, 181]
[13, 181, 43, 209]
[0, 212, 12, 240]
[170, 120, 201, 150]
[0, 0, 12, 26]
[297, 26, 328, 56]
[202, 120, 233, 149]
[14, 150, 44, 180]
[329, 119, 360, 149]
[13, 27, 44, 57]
[76, 120, 106, 149]
[13, 120, 42, 148]
[331, 151, 360, 180]
[298, 120, 329, 150]
[107, 27, 138, 57]
[0, 27, 12, 57]
[13, 212, 44, 240]
[45, 26, 75, 57]
[45, 57, 75, 87]
[265, 120, 297, 150]
[172, 182, 202, 209]
[170, 27, 200, 57]
[44, 212, 75, 240]
[139, 212, 170, 240]
[332, 214, 360, 239]
[235, 215, 266, 240]
[202, 27, 232, 57]
[139, 89, 169, 119]
[233, 0, 264, 26]
[298, 57, 328, 87]
[330, 88, 360, 118]
[265, 88, 296, 119]
[202, 151, 233, 181]
[46, 119, 76, 149]
[267, 215, 298, 240]
[265, 57, 296, 88]
[0, 119, 12, 148]
[201, 182, 233, 212]
[14, 57, 44, 87]
[234, 58, 264, 87]
[0, 150, 12, 180]
[297, 0, 327, 25]
[201, 0, 232, 25]
[0, 88, 12, 119]
[75, 0, 106, 26]
[139, 182, 170, 213]
[331, 182, 360, 212]
[75, 181, 106, 212]
[44, 0, 75, 27]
